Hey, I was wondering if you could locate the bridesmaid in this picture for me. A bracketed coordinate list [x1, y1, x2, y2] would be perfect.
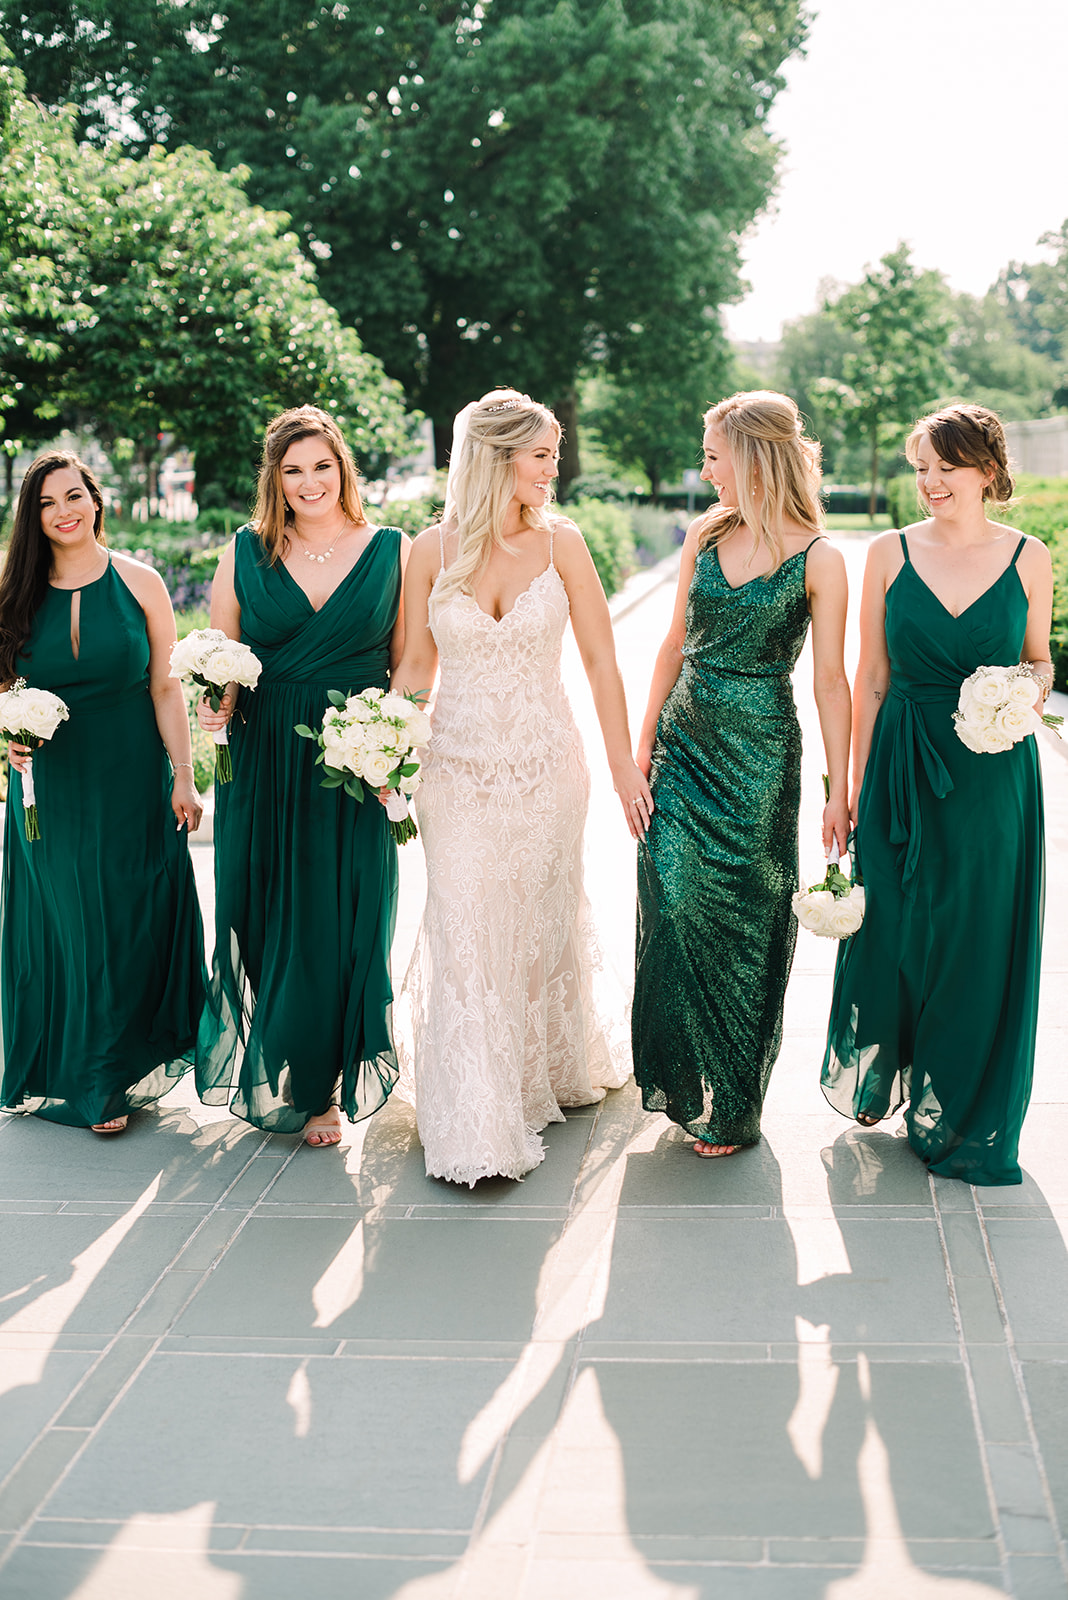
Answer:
[0, 451, 206, 1132]
[633, 392, 850, 1156]
[822, 404, 1051, 1185]
[195, 406, 407, 1145]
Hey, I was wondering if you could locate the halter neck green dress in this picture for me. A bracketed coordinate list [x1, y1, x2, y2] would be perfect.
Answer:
[634, 538, 822, 1147]
[195, 524, 402, 1133]
[0, 559, 207, 1126]
[822, 534, 1044, 1186]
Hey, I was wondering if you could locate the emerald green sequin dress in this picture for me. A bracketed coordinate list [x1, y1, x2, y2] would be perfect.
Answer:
[634, 539, 821, 1147]
[822, 534, 1044, 1186]
[195, 525, 402, 1133]
[0, 560, 207, 1126]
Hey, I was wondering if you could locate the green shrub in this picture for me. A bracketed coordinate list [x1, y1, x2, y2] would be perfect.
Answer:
[375, 494, 443, 540]
[628, 505, 685, 565]
[884, 476, 920, 529]
[567, 497, 635, 598]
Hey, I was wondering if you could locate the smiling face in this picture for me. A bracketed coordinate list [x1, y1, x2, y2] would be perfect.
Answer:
[912, 429, 994, 519]
[38, 466, 100, 553]
[511, 427, 560, 512]
[278, 434, 343, 523]
[700, 424, 738, 507]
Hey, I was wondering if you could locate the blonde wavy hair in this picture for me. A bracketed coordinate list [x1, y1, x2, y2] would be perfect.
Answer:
[251, 405, 367, 565]
[695, 391, 823, 572]
[435, 389, 561, 602]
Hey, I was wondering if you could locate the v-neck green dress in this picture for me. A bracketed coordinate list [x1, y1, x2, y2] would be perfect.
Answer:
[0, 559, 207, 1126]
[195, 524, 402, 1133]
[822, 534, 1044, 1185]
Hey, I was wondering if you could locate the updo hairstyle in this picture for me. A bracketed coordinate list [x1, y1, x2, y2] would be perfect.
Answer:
[905, 404, 1015, 506]
[695, 390, 823, 572]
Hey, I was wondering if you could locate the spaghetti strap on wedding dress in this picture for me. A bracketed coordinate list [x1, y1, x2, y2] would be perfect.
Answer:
[400, 524, 627, 1185]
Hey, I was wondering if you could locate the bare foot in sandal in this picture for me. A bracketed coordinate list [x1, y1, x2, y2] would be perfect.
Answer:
[693, 1140, 740, 1158]
[856, 1112, 883, 1127]
[91, 1115, 128, 1135]
[304, 1108, 343, 1147]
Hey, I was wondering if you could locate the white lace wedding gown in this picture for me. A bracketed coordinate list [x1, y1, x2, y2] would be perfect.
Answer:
[400, 536, 628, 1185]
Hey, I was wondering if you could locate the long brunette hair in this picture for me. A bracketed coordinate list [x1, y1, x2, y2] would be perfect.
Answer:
[0, 451, 106, 685]
[251, 406, 367, 564]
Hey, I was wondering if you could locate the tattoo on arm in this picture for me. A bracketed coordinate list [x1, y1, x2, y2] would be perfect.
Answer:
[873, 690, 882, 702]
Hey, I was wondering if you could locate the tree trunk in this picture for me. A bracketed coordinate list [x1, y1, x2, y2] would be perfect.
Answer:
[433, 415, 454, 472]
[554, 389, 581, 499]
[869, 427, 880, 521]
[648, 463, 661, 501]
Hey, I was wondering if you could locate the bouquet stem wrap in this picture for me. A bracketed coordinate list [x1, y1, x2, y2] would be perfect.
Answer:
[21, 752, 40, 841]
[212, 726, 233, 784]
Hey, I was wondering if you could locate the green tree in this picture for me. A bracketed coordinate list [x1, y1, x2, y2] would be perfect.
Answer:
[946, 290, 1059, 420]
[585, 314, 733, 498]
[773, 293, 862, 479]
[3, 0, 808, 478]
[995, 219, 1068, 404]
[0, 58, 412, 504]
[818, 244, 953, 515]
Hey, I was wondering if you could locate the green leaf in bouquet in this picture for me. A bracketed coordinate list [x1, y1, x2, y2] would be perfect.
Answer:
[327, 689, 347, 707]
[343, 779, 366, 801]
[320, 771, 346, 788]
[294, 723, 316, 738]
[399, 762, 419, 777]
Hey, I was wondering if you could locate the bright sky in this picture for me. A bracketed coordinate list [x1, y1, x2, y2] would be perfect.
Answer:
[724, 0, 1068, 344]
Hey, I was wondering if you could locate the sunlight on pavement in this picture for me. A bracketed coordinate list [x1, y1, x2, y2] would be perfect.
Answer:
[0, 1174, 161, 1398]
[67, 1503, 241, 1600]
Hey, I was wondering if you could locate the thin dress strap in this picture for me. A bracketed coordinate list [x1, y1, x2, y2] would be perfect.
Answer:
[1010, 535, 1027, 566]
[548, 519, 555, 566]
[802, 535, 824, 554]
[899, 532, 911, 562]
[437, 521, 446, 575]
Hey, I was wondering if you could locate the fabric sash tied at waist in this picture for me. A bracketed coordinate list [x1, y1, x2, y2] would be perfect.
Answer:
[887, 684, 954, 886]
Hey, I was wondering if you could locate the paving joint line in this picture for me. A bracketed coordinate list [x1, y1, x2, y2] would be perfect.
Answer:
[973, 1189, 1068, 1586]
[929, 1173, 1010, 1593]
[0, 1127, 302, 1573]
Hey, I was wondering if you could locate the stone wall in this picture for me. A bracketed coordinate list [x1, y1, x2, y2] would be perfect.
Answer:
[1004, 416, 1068, 477]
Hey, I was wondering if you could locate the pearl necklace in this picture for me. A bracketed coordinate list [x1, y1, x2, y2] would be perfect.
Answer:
[296, 525, 346, 564]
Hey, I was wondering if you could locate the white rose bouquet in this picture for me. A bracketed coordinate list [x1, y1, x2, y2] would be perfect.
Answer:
[792, 839, 866, 940]
[0, 679, 70, 841]
[953, 663, 1062, 754]
[170, 628, 263, 782]
[296, 686, 431, 845]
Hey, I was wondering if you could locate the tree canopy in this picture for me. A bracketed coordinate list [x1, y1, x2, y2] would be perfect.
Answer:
[2, 0, 809, 467]
[0, 51, 411, 503]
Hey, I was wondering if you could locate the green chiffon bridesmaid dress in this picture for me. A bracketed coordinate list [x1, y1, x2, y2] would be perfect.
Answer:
[195, 524, 402, 1132]
[822, 533, 1044, 1186]
[633, 537, 823, 1147]
[0, 560, 207, 1126]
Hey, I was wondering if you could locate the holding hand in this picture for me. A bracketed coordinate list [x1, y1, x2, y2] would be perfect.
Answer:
[6, 739, 32, 775]
[196, 686, 235, 733]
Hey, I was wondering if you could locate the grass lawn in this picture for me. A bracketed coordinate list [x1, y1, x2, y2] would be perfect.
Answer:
[823, 513, 891, 534]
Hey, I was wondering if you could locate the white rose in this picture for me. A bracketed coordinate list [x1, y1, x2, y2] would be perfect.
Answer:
[1006, 672, 1040, 708]
[993, 703, 1040, 742]
[793, 887, 835, 935]
[360, 686, 384, 702]
[323, 743, 351, 773]
[398, 767, 422, 796]
[10, 686, 69, 739]
[345, 695, 378, 722]
[828, 889, 865, 938]
[199, 642, 259, 688]
[969, 668, 1011, 707]
[378, 692, 411, 721]
[969, 719, 1015, 754]
[403, 709, 433, 745]
[361, 750, 398, 786]
[954, 717, 988, 754]
[321, 715, 349, 752]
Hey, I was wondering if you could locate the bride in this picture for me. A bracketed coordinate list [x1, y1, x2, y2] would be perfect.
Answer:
[391, 389, 652, 1185]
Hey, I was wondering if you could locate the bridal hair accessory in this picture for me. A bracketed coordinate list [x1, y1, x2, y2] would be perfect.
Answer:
[481, 397, 528, 414]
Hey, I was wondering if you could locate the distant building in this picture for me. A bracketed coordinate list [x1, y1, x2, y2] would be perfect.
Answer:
[1004, 417, 1068, 477]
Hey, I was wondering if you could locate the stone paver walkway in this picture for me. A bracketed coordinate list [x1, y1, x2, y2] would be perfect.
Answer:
[0, 538, 1065, 1599]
